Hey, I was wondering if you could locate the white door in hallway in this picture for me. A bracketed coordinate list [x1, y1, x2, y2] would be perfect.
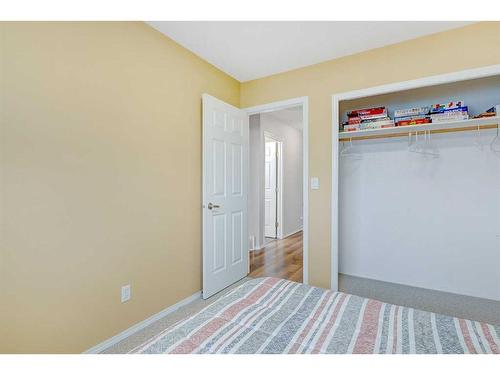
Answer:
[202, 94, 249, 299]
[264, 139, 277, 238]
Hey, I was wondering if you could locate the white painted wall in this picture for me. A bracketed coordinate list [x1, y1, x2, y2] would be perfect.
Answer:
[338, 76, 500, 301]
[249, 110, 303, 249]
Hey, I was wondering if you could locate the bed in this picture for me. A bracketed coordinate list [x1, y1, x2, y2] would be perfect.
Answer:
[131, 277, 500, 354]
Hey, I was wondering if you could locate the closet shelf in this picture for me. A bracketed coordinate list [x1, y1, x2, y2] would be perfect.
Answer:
[338, 116, 500, 142]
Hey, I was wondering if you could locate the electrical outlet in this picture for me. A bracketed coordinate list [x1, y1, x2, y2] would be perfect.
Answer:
[311, 177, 320, 190]
[121, 284, 131, 303]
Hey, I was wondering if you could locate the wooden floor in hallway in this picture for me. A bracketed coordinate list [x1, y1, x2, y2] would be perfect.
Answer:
[249, 231, 303, 283]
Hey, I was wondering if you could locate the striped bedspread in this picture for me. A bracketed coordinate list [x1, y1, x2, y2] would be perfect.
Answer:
[132, 277, 500, 354]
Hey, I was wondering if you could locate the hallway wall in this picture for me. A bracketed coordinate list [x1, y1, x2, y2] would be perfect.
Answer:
[249, 111, 303, 249]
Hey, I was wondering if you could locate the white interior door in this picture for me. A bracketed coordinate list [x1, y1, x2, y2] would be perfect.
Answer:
[202, 94, 249, 299]
[264, 140, 277, 238]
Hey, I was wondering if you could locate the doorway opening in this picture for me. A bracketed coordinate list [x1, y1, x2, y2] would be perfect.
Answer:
[264, 134, 282, 241]
[246, 98, 307, 283]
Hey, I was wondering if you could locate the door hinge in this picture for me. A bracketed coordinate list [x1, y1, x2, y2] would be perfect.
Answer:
[275, 222, 279, 228]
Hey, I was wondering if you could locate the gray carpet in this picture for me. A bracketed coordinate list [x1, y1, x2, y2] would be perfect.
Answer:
[339, 273, 500, 326]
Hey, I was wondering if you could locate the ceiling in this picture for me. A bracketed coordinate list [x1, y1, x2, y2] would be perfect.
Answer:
[147, 21, 473, 82]
[261, 106, 303, 130]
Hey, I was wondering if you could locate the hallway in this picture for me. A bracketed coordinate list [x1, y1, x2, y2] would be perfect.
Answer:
[249, 231, 303, 282]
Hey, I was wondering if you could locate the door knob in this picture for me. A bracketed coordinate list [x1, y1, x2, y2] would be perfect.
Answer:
[207, 202, 220, 210]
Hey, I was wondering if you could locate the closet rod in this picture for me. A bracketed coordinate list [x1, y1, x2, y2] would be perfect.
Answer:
[338, 123, 498, 142]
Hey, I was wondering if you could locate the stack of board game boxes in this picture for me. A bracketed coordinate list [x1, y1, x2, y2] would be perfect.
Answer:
[343, 106, 395, 132]
[393, 101, 469, 125]
[342, 101, 472, 133]
[428, 100, 469, 123]
[393, 106, 431, 126]
[473, 104, 500, 119]
[394, 100, 469, 126]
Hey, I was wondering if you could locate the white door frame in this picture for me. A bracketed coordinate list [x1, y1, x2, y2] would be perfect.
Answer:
[263, 132, 283, 239]
[331, 64, 500, 292]
[245, 96, 309, 284]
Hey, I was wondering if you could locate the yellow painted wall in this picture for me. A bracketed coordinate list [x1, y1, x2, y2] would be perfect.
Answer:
[240, 22, 500, 289]
[0, 22, 239, 353]
[1, 21, 499, 354]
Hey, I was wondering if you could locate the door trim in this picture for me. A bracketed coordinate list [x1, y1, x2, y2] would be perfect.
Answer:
[245, 97, 309, 285]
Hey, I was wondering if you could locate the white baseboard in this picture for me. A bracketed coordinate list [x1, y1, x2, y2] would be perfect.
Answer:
[83, 291, 201, 354]
[250, 229, 303, 249]
[281, 228, 303, 239]
[249, 243, 264, 251]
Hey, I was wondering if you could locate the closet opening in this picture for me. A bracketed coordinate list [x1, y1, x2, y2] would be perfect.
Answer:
[331, 66, 500, 324]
